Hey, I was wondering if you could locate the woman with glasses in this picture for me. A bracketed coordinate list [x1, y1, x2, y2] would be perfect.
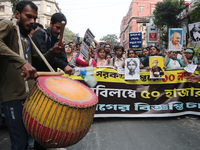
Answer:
[163, 48, 188, 69]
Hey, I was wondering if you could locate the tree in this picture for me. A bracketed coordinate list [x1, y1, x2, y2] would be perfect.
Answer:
[63, 28, 82, 44]
[189, 1, 200, 23]
[153, 0, 185, 48]
[10, 0, 20, 14]
[100, 34, 118, 49]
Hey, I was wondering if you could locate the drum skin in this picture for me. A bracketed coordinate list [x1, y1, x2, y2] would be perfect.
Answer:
[22, 76, 98, 148]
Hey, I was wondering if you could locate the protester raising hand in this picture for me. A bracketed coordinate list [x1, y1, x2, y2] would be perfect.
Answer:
[51, 42, 64, 53]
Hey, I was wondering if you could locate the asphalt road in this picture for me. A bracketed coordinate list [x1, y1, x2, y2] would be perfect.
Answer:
[1, 117, 200, 150]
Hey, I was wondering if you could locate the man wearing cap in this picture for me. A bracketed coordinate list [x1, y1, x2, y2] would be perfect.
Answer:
[169, 32, 182, 50]
[181, 48, 198, 67]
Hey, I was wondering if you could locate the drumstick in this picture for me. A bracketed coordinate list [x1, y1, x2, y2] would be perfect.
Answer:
[21, 72, 64, 77]
[58, 21, 66, 46]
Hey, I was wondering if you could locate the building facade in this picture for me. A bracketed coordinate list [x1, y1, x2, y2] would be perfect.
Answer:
[0, 0, 61, 27]
[119, 0, 162, 51]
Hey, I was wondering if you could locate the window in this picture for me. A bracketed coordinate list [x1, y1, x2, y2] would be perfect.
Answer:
[129, 26, 132, 32]
[10, 7, 12, 12]
[47, 6, 51, 13]
[37, 5, 40, 12]
[139, 6, 143, 13]
[0, 6, 5, 12]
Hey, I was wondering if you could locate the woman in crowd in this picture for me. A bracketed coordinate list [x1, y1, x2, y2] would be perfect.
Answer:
[106, 53, 112, 66]
[140, 48, 149, 63]
[96, 48, 108, 67]
[111, 45, 125, 69]
[127, 49, 144, 69]
[65, 44, 89, 67]
[163, 48, 188, 69]
[142, 46, 161, 69]
[88, 46, 97, 67]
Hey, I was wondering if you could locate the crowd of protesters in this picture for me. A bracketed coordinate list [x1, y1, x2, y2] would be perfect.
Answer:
[0, 1, 200, 150]
[61, 37, 200, 71]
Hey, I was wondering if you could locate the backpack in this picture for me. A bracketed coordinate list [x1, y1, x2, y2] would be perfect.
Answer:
[41, 29, 48, 44]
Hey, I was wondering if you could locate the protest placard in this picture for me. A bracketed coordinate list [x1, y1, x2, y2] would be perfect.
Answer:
[188, 22, 200, 43]
[168, 28, 183, 51]
[125, 58, 140, 80]
[129, 32, 142, 51]
[80, 28, 95, 59]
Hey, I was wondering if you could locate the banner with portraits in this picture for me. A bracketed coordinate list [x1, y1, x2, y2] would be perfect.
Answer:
[188, 22, 200, 43]
[168, 28, 183, 51]
[125, 58, 140, 80]
[63, 68, 200, 118]
[149, 56, 165, 79]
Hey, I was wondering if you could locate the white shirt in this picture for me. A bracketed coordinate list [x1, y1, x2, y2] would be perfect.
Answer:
[169, 59, 181, 69]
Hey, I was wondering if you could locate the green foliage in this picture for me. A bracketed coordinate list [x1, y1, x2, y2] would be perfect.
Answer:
[189, 1, 200, 23]
[10, 0, 20, 14]
[153, 0, 185, 28]
[63, 28, 82, 44]
[100, 34, 118, 49]
[153, 0, 185, 48]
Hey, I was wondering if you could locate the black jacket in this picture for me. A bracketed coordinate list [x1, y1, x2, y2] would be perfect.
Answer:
[32, 27, 69, 71]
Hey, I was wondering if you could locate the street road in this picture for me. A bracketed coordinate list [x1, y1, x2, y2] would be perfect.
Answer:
[1, 117, 200, 150]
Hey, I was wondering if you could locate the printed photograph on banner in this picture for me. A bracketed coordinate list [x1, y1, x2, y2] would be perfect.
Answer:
[168, 28, 183, 51]
[125, 58, 140, 80]
[80, 28, 95, 59]
[188, 22, 200, 43]
[149, 56, 165, 79]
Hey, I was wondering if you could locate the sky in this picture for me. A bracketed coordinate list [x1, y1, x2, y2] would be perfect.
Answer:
[56, 0, 132, 42]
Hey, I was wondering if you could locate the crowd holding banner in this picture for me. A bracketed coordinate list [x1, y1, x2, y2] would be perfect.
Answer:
[63, 68, 200, 117]
[60, 25, 200, 118]
[1, 1, 200, 149]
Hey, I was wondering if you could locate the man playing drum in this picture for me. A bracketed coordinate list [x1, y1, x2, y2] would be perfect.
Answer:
[32, 13, 74, 75]
[0, 1, 65, 149]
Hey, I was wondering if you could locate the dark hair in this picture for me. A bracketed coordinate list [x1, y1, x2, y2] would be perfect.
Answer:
[97, 47, 105, 54]
[127, 49, 136, 58]
[104, 44, 111, 49]
[32, 23, 43, 30]
[76, 43, 81, 47]
[105, 53, 112, 59]
[68, 42, 73, 45]
[114, 45, 124, 53]
[64, 44, 73, 53]
[16, 1, 38, 13]
[142, 48, 148, 52]
[150, 46, 160, 52]
[51, 13, 67, 25]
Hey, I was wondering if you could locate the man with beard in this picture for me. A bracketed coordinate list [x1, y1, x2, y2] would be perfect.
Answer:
[0, 1, 65, 150]
[104, 44, 115, 58]
[32, 13, 73, 74]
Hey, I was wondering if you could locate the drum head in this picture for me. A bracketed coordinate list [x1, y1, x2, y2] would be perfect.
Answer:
[37, 76, 98, 107]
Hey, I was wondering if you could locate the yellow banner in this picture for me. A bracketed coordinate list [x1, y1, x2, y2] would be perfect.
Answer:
[62, 68, 198, 85]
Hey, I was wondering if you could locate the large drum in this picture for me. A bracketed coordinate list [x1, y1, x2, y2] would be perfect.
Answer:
[23, 76, 98, 148]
